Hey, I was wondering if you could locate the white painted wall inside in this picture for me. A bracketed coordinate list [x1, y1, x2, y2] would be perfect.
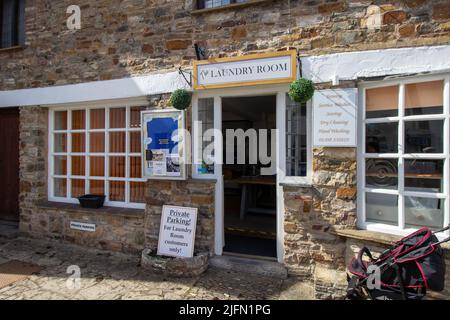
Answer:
[1, 45, 450, 108]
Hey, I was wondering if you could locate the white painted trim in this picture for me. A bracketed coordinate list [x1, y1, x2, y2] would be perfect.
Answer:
[214, 96, 224, 255]
[276, 92, 285, 263]
[303, 45, 450, 83]
[0, 71, 189, 108]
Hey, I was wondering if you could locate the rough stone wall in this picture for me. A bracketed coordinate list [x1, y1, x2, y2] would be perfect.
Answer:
[19, 106, 48, 229]
[145, 180, 216, 254]
[283, 147, 357, 299]
[24, 204, 146, 253]
[143, 94, 216, 255]
[1, 0, 450, 91]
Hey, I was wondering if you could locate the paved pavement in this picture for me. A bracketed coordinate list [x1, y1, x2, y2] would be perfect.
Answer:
[0, 236, 314, 300]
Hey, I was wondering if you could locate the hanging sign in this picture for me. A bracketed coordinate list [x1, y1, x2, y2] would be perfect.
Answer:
[313, 88, 357, 147]
[193, 50, 297, 90]
[141, 109, 187, 180]
[157, 205, 198, 258]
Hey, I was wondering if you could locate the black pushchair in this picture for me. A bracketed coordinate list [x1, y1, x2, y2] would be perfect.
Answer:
[347, 225, 450, 300]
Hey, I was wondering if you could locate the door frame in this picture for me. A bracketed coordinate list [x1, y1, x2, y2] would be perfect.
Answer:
[192, 84, 293, 263]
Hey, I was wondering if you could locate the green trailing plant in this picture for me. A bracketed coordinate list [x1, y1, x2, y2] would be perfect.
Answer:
[169, 89, 192, 110]
[288, 78, 315, 103]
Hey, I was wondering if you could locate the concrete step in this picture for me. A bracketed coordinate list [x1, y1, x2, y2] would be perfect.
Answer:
[209, 255, 288, 279]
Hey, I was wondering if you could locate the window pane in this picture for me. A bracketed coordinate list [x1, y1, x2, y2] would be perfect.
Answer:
[71, 179, 85, 198]
[130, 131, 141, 153]
[405, 159, 444, 193]
[198, 98, 215, 175]
[365, 158, 398, 190]
[54, 133, 67, 152]
[90, 156, 105, 177]
[90, 132, 105, 152]
[286, 96, 307, 177]
[405, 197, 444, 229]
[405, 120, 443, 153]
[72, 133, 86, 152]
[109, 132, 125, 153]
[130, 182, 145, 203]
[54, 111, 67, 130]
[366, 123, 398, 153]
[109, 181, 125, 201]
[109, 157, 125, 177]
[130, 157, 141, 178]
[71, 156, 85, 176]
[366, 193, 398, 226]
[405, 81, 443, 116]
[54, 178, 67, 197]
[89, 180, 104, 196]
[130, 106, 145, 128]
[90, 109, 105, 129]
[72, 110, 86, 130]
[54, 156, 67, 175]
[110, 107, 126, 128]
[366, 86, 398, 118]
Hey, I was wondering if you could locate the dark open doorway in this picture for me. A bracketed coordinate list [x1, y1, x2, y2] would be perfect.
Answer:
[222, 96, 277, 259]
[0, 108, 20, 224]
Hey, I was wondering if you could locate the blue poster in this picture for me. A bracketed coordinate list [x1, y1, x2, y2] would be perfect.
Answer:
[147, 117, 179, 154]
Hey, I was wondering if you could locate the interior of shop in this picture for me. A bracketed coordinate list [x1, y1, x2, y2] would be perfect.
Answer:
[221, 95, 277, 259]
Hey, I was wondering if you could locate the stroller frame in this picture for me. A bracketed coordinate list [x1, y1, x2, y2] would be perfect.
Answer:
[347, 225, 450, 300]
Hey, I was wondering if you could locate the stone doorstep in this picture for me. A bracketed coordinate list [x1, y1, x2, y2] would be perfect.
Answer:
[209, 255, 288, 280]
[0, 222, 19, 239]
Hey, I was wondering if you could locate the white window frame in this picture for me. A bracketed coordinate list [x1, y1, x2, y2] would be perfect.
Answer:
[48, 98, 147, 209]
[280, 95, 312, 185]
[358, 74, 450, 239]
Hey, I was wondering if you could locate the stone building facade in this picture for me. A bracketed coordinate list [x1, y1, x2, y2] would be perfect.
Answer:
[1, 0, 450, 300]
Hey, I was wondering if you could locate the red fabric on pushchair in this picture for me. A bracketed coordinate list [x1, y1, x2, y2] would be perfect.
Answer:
[347, 226, 449, 300]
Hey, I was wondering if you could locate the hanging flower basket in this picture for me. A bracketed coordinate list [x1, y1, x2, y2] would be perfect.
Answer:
[169, 89, 192, 110]
[288, 78, 315, 104]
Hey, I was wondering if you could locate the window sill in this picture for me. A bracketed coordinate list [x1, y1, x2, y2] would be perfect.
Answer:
[192, 0, 274, 15]
[36, 201, 145, 218]
[0, 45, 24, 53]
[280, 181, 312, 188]
[335, 228, 450, 251]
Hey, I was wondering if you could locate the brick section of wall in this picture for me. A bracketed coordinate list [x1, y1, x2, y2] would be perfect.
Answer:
[283, 147, 357, 299]
[1, 1, 450, 90]
[145, 179, 216, 254]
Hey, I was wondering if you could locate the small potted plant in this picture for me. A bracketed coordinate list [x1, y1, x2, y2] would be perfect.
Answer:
[169, 89, 192, 110]
[288, 78, 315, 103]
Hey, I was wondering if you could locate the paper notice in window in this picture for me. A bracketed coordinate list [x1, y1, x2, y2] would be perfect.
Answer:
[151, 161, 167, 176]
